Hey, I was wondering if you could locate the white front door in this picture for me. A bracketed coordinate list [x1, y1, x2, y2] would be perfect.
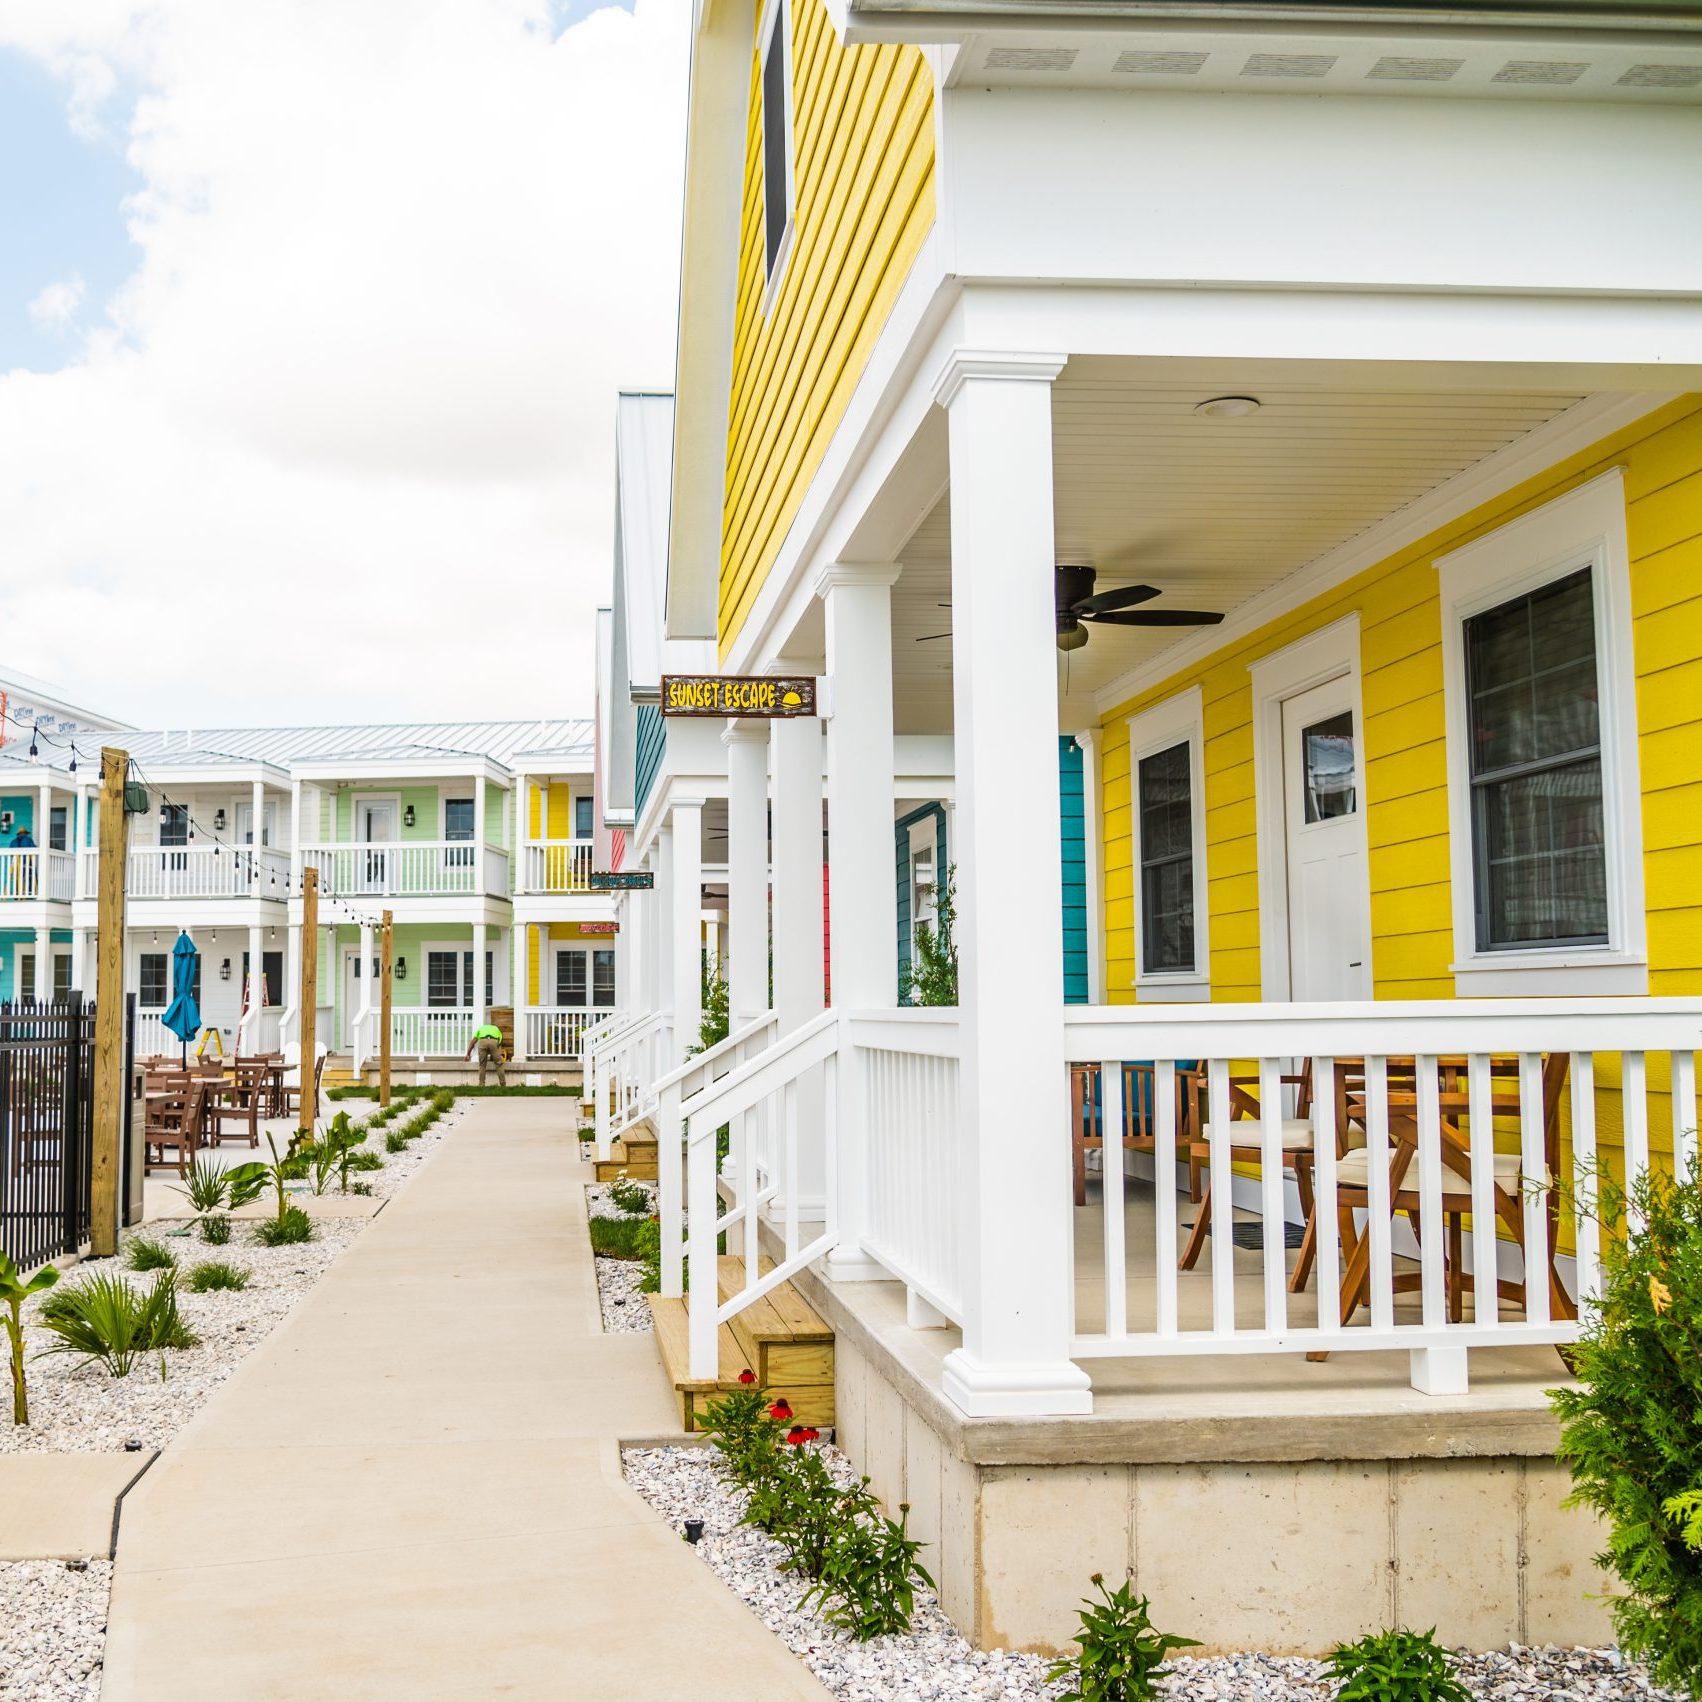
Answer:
[1281, 679, 1372, 1002]
[357, 800, 397, 893]
[342, 947, 370, 1047]
[235, 802, 277, 846]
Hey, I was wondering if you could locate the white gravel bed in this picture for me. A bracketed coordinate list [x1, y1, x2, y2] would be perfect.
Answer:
[0, 1560, 110, 1702]
[587, 1182, 656, 1334]
[623, 1443, 1677, 1702]
[2, 1103, 459, 1457]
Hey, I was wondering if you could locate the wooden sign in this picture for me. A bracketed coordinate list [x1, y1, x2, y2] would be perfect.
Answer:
[589, 870, 654, 891]
[578, 921, 620, 936]
[661, 674, 817, 718]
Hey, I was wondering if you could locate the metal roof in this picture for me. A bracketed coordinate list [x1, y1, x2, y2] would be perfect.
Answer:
[122, 718, 594, 770]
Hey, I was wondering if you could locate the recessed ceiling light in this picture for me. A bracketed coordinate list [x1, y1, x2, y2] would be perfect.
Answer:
[1194, 395, 1261, 419]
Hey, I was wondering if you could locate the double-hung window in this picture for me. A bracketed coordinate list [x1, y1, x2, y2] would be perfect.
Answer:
[574, 795, 594, 841]
[444, 797, 475, 869]
[758, 0, 794, 296]
[1126, 687, 1210, 997]
[1438, 471, 1645, 995]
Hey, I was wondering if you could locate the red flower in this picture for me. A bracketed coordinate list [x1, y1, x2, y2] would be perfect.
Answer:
[768, 1400, 793, 1421]
[800, 1427, 821, 1444]
[738, 1369, 757, 1386]
[784, 1426, 807, 1446]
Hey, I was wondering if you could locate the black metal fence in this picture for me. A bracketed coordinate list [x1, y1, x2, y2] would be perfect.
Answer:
[0, 994, 96, 1269]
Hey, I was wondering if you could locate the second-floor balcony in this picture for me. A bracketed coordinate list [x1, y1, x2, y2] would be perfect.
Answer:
[0, 847, 75, 903]
[302, 840, 510, 900]
[111, 845, 291, 902]
[518, 839, 596, 895]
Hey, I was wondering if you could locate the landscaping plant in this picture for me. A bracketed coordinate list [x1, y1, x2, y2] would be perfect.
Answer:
[587, 1214, 654, 1260]
[124, 1237, 177, 1273]
[698, 1377, 786, 1488]
[175, 1155, 234, 1224]
[186, 1261, 251, 1293]
[901, 863, 958, 1007]
[803, 1498, 934, 1641]
[1, 1251, 59, 1425]
[607, 1176, 652, 1216]
[1552, 1163, 1702, 1696]
[38, 1270, 197, 1377]
[254, 1205, 315, 1247]
[199, 1213, 233, 1246]
[1045, 1573, 1197, 1702]
[1322, 1629, 1470, 1702]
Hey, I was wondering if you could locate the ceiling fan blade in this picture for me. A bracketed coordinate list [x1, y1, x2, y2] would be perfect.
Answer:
[914, 632, 953, 642]
[1072, 583, 1161, 617]
[1087, 608, 1226, 628]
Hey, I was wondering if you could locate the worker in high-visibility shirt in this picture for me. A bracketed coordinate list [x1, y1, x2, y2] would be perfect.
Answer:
[463, 1020, 507, 1088]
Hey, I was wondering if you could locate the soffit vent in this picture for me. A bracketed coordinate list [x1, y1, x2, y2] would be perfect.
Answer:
[1492, 60, 1588, 85]
[1367, 56, 1465, 82]
[985, 46, 1078, 72]
[1617, 62, 1702, 87]
[1114, 50, 1209, 75]
[1242, 53, 1335, 79]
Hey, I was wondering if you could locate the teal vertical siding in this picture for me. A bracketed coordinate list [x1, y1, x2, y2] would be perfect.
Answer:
[894, 803, 947, 1004]
[1059, 736, 1089, 1005]
[1, 795, 36, 839]
[635, 703, 665, 817]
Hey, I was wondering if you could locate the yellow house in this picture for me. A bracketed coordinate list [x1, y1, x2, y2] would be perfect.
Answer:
[606, 0, 1702, 1656]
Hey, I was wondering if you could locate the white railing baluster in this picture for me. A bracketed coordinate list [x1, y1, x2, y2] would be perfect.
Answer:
[783, 1076, 799, 1262]
[1623, 1050, 1649, 1230]
[657, 1078, 683, 1298]
[823, 1048, 838, 1244]
[1206, 1058, 1235, 1335]
[1258, 1058, 1286, 1335]
[1102, 1060, 1127, 1342]
[1671, 1050, 1696, 1187]
[1467, 1053, 1498, 1329]
[1414, 1053, 1445, 1331]
[1154, 1059, 1178, 1339]
[1571, 1052, 1600, 1311]
[1365, 1057, 1394, 1334]
[1518, 1052, 1550, 1327]
[1313, 1056, 1340, 1334]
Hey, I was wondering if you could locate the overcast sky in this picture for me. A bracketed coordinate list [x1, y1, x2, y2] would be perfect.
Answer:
[0, 0, 688, 732]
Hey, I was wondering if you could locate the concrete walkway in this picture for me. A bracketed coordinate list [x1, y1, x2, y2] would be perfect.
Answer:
[103, 1100, 829, 1700]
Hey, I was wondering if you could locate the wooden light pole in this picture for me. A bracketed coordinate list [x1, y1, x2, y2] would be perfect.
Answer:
[90, 746, 130, 1256]
[379, 908, 393, 1108]
[299, 865, 319, 1130]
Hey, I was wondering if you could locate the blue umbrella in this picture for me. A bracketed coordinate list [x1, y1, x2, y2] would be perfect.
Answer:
[161, 930, 202, 1063]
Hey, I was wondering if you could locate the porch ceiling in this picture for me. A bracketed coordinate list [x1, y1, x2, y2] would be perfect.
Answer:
[887, 363, 1591, 731]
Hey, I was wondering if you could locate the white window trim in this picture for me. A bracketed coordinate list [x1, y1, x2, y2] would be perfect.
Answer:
[1127, 685, 1210, 1001]
[1435, 470, 1647, 996]
[906, 814, 938, 960]
[350, 792, 402, 842]
[1249, 615, 1370, 1003]
[757, 0, 797, 318]
[439, 793, 477, 844]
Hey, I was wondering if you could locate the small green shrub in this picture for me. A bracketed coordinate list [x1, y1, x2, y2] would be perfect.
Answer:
[1553, 1165, 1702, 1695]
[174, 1155, 233, 1218]
[588, 1214, 654, 1260]
[254, 1206, 315, 1247]
[198, 1213, 232, 1245]
[746, 1448, 873, 1582]
[803, 1500, 934, 1642]
[186, 1261, 251, 1293]
[385, 1130, 408, 1153]
[341, 1148, 383, 1172]
[123, 1237, 177, 1273]
[1322, 1629, 1470, 1702]
[1046, 1575, 1199, 1701]
[348, 1180, 375, 1196]
[698, 1380, 785, 1488]
[607, 1177, 652, 1216]
[1, 1252, 59, 1425]
[38, 1270, 197, 1377]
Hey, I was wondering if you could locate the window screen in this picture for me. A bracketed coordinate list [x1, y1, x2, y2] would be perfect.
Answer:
[1138, 742, 1195, 974]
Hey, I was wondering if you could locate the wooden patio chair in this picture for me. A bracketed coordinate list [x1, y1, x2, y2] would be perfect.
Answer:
[143, 1081, 207, 1176]
[1325, 1052, 1574, 1329]
[207, 1060, 268, 1148]
[1070, 1061, 1199, 1208]
[1178, 1062, 1318, 1283]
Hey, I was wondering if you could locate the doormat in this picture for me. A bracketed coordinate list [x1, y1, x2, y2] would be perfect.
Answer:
[1190, 1221, 1308, 1251]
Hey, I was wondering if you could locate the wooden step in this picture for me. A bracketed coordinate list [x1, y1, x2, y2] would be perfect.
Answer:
[645, 1260, 835, 1434]
[592, 1137, 657, 1182]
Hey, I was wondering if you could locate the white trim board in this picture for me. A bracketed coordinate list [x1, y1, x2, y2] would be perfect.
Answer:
[1092, 390, 1679, 717]
[1434, 469, 1647, 997]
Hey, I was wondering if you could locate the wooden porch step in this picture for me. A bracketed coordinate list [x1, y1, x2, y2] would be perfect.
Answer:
[592, 1137, 657, 1182]
[645, 1258, 835, 1433]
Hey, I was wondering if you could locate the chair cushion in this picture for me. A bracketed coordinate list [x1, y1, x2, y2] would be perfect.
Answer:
[1334, 1146, 1549, 1193]
[1200, 1117, 1316, 1151]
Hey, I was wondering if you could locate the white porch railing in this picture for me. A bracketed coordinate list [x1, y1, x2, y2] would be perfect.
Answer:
[0, 848, 75, 903]
[388, 1007, 478, 1058]
[524, 1005, 615, 1059]
[301, 842, 510, 899]
[519, 839, 596, 894]
[589, 1009, 672, 1156]
[120, 845, 289, 901]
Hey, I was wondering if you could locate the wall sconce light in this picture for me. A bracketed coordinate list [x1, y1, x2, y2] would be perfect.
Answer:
[219, 959, 232, 981]
[0, 812, 12, 834]
[395, 957, 408, 981]
[402, 805, 416, 828]
[212, 808, 226, 831]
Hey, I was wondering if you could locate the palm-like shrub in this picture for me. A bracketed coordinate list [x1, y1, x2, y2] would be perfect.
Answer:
[1, 1252, 59, 1424]
[38, 1270, 197, 1377]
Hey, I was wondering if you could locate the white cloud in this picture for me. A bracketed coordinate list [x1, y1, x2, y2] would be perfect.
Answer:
[26, 272, 87, 332]
[0, 0, 689, 727]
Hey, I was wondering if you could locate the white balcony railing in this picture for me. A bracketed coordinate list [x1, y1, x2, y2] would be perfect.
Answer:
[588, 1009, 672, 1155]
[119, 845, 289, 901]
[389, 1007, 479, 1057]
[519, 840, 596, 894]
[301, 841, 510, 899]
[652, 996, 1702, 1394]
[0, 847, 75, 903]
[524, 1006, 615, 1059]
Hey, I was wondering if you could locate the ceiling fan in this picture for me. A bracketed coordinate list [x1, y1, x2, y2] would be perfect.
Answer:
[916, 566, 1225, 652]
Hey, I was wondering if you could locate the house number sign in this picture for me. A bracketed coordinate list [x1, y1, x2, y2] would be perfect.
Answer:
[660, 675, 817, 718]
[588, 871, 654, 891]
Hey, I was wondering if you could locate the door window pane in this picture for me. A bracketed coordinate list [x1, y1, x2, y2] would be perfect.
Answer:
[1138, 742, 1195, 974]
[1301, 711, 1356, 823]
[1466, 568, 1608, 948]
[139, 953, 168, 1007]
[556, 951, 588, 1008]
[48, 806, 69, 852]
[159, 804, 189, 847]
[52, 954, 72, 999]
[574, 796, 594, 839]
[592, 949, 616, 1007]
[444, 798, 475, 868]
[427, 951, 460, 1008]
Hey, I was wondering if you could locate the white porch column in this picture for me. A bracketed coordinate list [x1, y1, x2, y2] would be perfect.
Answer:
[35, 926, 53, 1002]
[652, 830, 675, 1045]
[474, 772, 488, 892]
[289, 779, 303, 892]
[672, 801, 704, 1055]
[1076, 728, 1106, 1004]
[936, 351, 1091, 1417]
[70, 928, 89, 994]
[355, 918, 373, 1070]
[284, 921, 302, 1047]
[723, 722, 770, 1029]
[512, 920, 530, 1063]
[471, 920, 488, 1026]
[71, 788, 87, 897]
[245, 924, 263, 1047]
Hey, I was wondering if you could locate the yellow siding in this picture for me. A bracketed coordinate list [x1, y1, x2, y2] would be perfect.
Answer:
[717, 0, 935, 654]
[1101, 397, 1702, 1015]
